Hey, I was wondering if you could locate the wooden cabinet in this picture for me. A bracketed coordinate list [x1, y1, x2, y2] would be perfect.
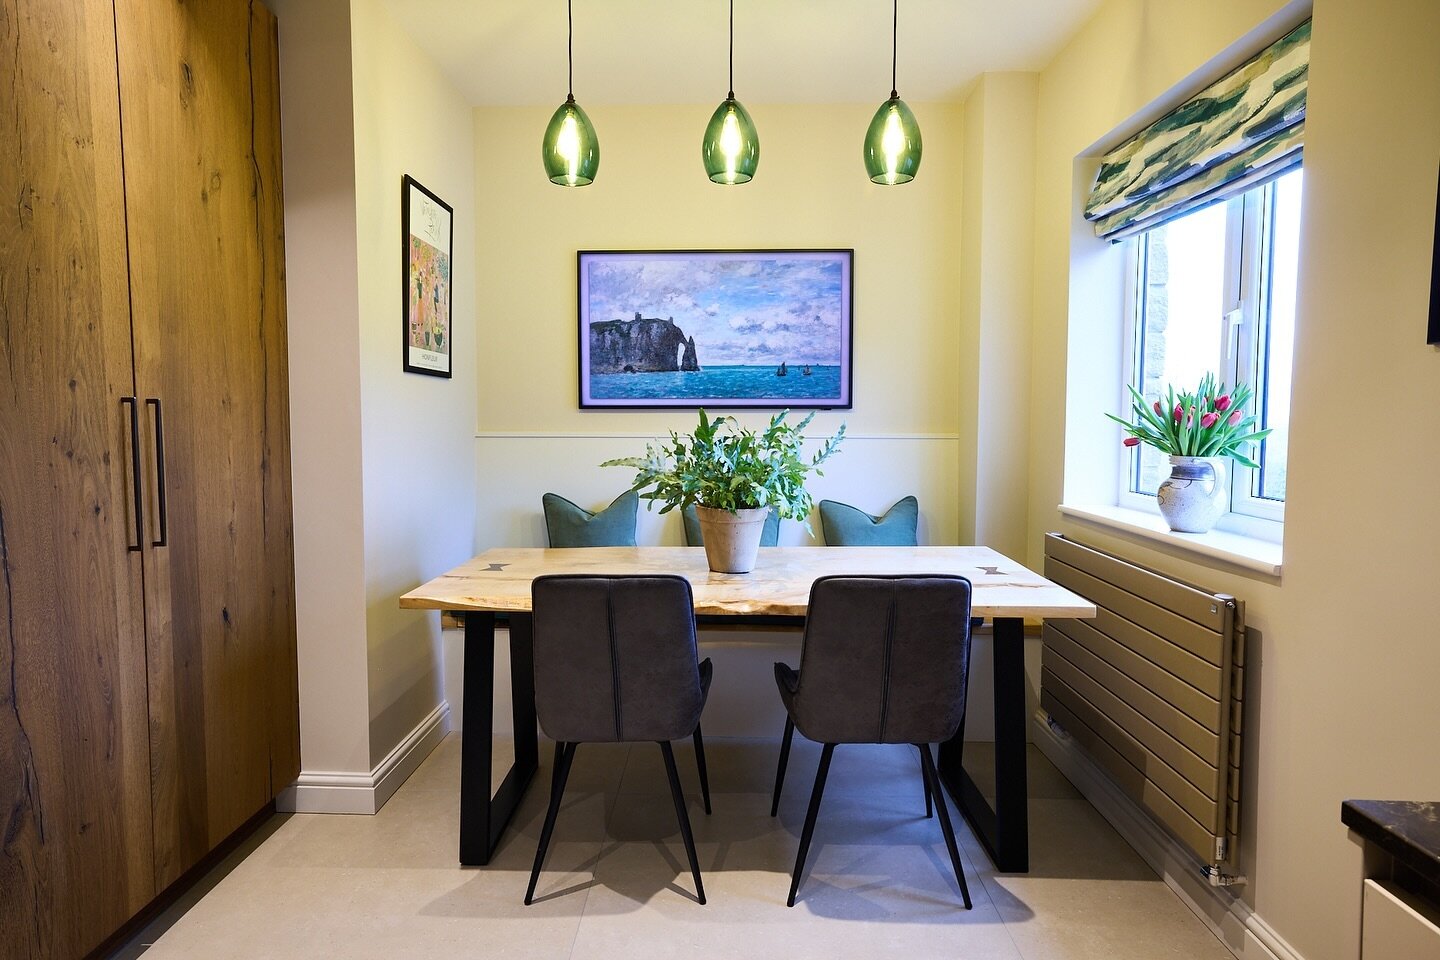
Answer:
[0, 0, 297, 955]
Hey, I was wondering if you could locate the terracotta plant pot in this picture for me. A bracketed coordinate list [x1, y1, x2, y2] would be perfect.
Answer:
[694, 505, 769, 573]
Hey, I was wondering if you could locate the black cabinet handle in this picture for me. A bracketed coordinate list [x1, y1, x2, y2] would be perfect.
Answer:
[146, 398, 168, 548]
[121, 397, 143, 551]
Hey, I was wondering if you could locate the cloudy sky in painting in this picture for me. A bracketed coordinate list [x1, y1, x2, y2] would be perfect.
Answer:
[583, 253, 847, 366]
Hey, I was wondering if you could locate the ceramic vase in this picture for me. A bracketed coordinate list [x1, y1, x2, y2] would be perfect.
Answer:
[694, 505, 768, 573]
[1156, 456, 1228, 533]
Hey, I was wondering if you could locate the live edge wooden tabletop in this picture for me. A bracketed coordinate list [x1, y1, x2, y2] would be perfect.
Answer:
[401, 546, 1096, 621]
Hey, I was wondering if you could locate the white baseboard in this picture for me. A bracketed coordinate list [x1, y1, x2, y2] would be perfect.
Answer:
[277, 701, 450, 815]
[1031, 710, 1305, 960]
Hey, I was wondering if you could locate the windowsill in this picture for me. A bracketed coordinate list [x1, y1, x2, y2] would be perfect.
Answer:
[1058, 503, 1282, 576]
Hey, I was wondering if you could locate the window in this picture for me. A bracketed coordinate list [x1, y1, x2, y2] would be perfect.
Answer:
[1120, 167, 1302, 529]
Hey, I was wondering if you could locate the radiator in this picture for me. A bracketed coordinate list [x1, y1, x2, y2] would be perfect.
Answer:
[1041, 533, 1245, 867]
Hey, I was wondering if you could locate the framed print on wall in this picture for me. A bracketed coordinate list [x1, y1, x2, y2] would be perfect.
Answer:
[577, 249, 854, 409]
[402, 175, 454, 377]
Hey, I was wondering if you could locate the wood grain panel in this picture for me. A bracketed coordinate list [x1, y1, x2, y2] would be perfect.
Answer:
[0, 2, 156, 956]
[115, 0, 297, 888]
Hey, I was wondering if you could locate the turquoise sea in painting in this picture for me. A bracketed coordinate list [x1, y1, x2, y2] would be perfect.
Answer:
[590, 365, 843, 402]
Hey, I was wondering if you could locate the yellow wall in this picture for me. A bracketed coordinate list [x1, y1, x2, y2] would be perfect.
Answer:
[1028, 0, 1440, 956]
[352, 0, 478, 768]
[471, 101, 967, 550]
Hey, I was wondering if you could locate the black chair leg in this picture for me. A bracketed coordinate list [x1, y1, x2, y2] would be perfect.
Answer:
[917, 741, 973, 909]
[918, 745, 934, 819]
[770, 716, 795, 817]
[787, 742, 835, 907]
[692, 723, 712, 815]
[660, 741, 706, 905]
[525, 741, 577, 905]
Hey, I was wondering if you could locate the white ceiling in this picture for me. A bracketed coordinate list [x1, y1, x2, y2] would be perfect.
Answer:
[379, 0, 1103, 106]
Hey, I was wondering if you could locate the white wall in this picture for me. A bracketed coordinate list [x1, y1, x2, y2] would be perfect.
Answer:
[270, 0, 371, 777]
[1026, 0, 1440, 957]
[351, 0, 478, 769]
[270, 0, 478, 800]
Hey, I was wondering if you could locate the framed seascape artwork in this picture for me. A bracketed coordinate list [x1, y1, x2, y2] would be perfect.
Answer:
[402, 175, 454, 377]
[577, 249, 854, 409]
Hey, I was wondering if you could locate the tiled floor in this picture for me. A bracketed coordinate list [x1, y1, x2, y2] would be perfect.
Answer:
[113, 735, 1234, 959]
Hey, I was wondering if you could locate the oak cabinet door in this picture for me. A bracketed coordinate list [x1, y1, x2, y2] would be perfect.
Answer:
[115, 0, 299, 888]
[0, 1, 156, 957]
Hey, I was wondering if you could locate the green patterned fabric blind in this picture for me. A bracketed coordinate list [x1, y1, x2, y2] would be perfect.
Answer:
[1085, 20, 1309, 242]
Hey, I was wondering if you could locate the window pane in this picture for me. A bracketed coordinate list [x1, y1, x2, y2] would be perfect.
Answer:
[1258, 168, 1301, 501]
[1131, 202, 1230, 495]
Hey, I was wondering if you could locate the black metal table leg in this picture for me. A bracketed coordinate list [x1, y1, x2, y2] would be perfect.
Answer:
[458, 611, 539, 866]
[937, 615, 1030, 872]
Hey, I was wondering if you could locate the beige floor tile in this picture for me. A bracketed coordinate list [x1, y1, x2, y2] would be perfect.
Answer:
[132, 737, 1231, 960]
[953, 742, 1083, 801]
[570, 792, 1021, 960]
[960, 799, 1231, 960]
[620, 736, 938, 808]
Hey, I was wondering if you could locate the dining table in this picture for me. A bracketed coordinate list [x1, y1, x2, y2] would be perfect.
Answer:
[400, 545, 1096, 873]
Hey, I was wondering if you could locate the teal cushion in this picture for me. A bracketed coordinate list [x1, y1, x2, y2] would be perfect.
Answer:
[542, 491, 639, 547]
[682, 505, 781, 547]
[818, 496, 919, 546]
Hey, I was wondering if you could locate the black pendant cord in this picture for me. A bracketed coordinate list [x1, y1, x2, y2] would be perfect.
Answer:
[890, 0, 899, 99]
[727, 0, 735, 100]
[566, 0, 575, 102]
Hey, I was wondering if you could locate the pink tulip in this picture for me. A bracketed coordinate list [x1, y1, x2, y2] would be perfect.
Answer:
[1173, 403, 1183, 422]
[1200, 412, 1219, 428]
[1215, 394, 1232, 412]
[1153, 401, 1163, 416]
[1227, 410, 1242, 426]
[1122, 436, 1140, 447]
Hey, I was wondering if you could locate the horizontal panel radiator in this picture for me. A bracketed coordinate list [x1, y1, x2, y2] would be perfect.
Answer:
[1041, 533, 1244, 868]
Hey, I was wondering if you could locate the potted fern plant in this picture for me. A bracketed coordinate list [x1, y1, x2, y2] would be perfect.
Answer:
[1107, 373, 1272, 533]
[602, 409, 845, 573]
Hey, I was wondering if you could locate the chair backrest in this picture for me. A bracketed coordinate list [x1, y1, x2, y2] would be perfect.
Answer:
[818, 496, 919, 546]
[789, 575, 973, 744]
[531, 574, 704, 743]
[542, 491, 639, 547]
[681, 504, 781, 547]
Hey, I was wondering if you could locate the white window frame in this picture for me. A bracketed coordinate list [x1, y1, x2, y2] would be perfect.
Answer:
[1117, 176, 1294, 535]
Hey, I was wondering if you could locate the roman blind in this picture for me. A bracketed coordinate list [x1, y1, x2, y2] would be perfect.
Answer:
[1084, 19, 1310, 242]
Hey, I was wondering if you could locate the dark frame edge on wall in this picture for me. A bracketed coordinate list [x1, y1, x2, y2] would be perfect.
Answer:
[1429, 163, 1440, 345]
[575, 248, 856, 411]
[402, 174, 456, 379]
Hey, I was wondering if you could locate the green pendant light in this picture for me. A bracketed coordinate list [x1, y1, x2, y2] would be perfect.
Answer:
[541, 0, 599, 186]
[863, 0, 922, 185]
[701, 0, 759, 184]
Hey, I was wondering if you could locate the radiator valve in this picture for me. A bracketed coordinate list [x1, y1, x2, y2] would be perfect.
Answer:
[1204, 866, 1248, 887]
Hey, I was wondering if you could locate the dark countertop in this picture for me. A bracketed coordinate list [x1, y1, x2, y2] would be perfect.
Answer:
[1342, 799, 1440, 885]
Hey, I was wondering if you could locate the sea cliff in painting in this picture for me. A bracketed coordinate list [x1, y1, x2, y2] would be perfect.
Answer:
[588, 314, 692, 374]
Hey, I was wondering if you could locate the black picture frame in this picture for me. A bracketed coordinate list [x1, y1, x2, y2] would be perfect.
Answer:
[576, 249, 855, 410]
[1429, 165, 1440, 345]
[401, 174, 454, 378]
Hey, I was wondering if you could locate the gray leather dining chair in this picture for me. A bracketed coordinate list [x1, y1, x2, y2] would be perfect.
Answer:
[526, 574, 713, 905]
[770, 574, 975, 908]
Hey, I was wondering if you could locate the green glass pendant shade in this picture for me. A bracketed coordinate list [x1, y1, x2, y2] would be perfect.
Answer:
[863, 95, 922, 185]
[701, 98, 759, 185]
[542, 96, 599, 187]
